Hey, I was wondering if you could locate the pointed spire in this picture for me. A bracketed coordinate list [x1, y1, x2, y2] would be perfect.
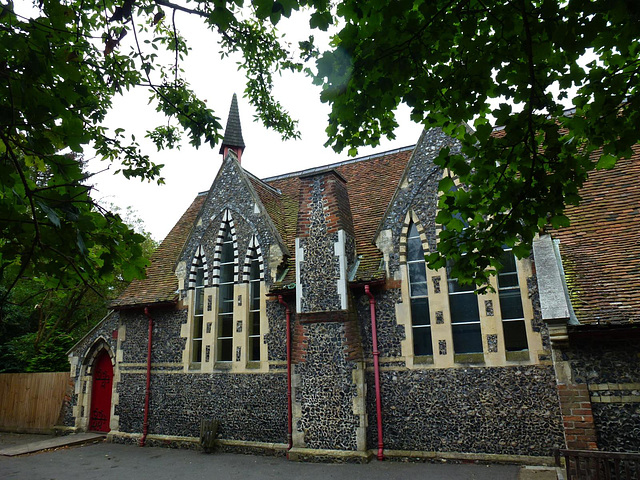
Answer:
[219, 93, 246, 163]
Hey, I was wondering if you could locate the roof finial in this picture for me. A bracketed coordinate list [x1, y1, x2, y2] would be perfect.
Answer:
[219, 93, 246, 163]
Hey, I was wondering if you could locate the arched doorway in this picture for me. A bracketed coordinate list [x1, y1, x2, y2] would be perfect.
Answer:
[89, 349, 113, 432]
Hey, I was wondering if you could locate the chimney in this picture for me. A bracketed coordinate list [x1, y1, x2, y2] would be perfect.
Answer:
[219, 93, 245, 163]
[294, 169, 356, 316]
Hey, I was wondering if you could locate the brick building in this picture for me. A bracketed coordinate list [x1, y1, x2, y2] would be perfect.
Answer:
[63, 96, 640, 462]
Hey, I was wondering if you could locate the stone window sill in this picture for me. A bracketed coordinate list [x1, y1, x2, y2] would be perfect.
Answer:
[454, 353, 485, 364]
[413, 355, 434, 365]
[214, 362, 232, 370]
[506, 350, 530, 362]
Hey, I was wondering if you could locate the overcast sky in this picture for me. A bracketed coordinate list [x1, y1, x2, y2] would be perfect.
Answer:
[87, 10, 424, 241]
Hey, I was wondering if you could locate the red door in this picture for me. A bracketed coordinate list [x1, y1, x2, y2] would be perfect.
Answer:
[89, 350, 113, 432]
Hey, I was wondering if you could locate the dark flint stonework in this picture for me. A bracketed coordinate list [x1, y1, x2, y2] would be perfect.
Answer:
[485, 300, 494, 317]
[298, 175, 344, 313]
[112, 306, 287, 444]
[592, 403, 640, 452]
[435, 311, 444, 324]
[265, 299, 287, 362]
[366, 366, 563, 456]
[299, 234, 342, 312]
[120, 309, 186, 364]
[561, 337, 640, 452]
[116, 372, 287, 442]
[487, 334, 498, 353]
[356, 289, 405, 359]
[438, 340, 447, 355]
[294, 321, 360, 451]
[432, 276, 441, 294]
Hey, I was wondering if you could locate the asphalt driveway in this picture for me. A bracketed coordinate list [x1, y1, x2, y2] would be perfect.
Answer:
[0, 435, 557, 480]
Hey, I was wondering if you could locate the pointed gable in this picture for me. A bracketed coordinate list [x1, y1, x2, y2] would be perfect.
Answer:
[178, 152, 288, 283]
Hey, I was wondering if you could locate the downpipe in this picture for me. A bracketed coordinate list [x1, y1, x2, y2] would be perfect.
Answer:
[278, 295, 293, 454]
[140, 306, 153, 447]
[365, 284, 384, 461]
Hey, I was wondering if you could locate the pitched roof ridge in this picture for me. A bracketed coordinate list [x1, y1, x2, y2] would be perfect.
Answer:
[243, 168, 282, 195]
[261, 145, 415, 182]
[492, 105, 578, 132]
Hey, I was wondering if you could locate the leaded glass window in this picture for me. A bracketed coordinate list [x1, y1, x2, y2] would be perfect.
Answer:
[498, 250, 528, 352]
[217, 225, 234, 362]
[407, 223, 432, 356]
[248, 253, 261, 361]
[192, 257, 204, 363]
[447, 259, 482, 354]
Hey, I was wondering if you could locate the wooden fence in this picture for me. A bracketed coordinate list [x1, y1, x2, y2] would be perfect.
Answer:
[0, 372, 71, 433]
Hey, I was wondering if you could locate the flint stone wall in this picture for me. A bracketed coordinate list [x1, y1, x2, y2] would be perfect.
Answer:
[115, 371, 287, 442]
[120, 309, 185, 364]
[562, 337, 640, 452]
[366, 365, 564, 456]
[294, 321, 360, 451]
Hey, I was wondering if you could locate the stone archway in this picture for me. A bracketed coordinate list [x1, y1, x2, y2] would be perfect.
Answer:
[88, 349, 113, 432]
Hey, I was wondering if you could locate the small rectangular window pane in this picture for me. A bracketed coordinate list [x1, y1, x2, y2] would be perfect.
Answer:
[499, 290, 524, 320]
[196, 266, 204, 285]
[249, 312, 260, 333]
[193, 316, 203, 339]
[220, 264, 234, 283]
[410, 281, 428, 297]
[448, 278, 475, 293]
[250, 260, 260, 278]
[192, 340, 202, 362]
[249, 337, 260, 361]
[195, 289, 204, 315]
[413, 327, 433, 356]
[452, 323, 483, 353]
[222, 241, 233, 260]
[500, 250, 517, 270]
[449, 292, 480, 323]
[219, 282, 233, 300]
[504, 320, 528, 351]
[408, 262, 427, 284]
[407, 239, 424, 262]
[410, 297, 430, 326]
[220, 315, 233, 337]
[218, 338, 232, 361]
[219, 299, 233, 314]
[498, 272, 519, 288]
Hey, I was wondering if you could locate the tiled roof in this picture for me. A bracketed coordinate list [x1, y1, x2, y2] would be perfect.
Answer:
[551, 145, 640, 325]
[111, 193, 207, 308]
[113, 146, 414, 306]
[264, 147, 414, 282]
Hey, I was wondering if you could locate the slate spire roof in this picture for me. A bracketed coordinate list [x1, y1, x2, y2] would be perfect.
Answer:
[219, 93, 245, 154]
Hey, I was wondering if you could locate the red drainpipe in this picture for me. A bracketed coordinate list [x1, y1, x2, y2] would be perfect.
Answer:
[278, 295, 293, 453]
[365, 284, 384, 461]
[140, 306, 153, 447]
